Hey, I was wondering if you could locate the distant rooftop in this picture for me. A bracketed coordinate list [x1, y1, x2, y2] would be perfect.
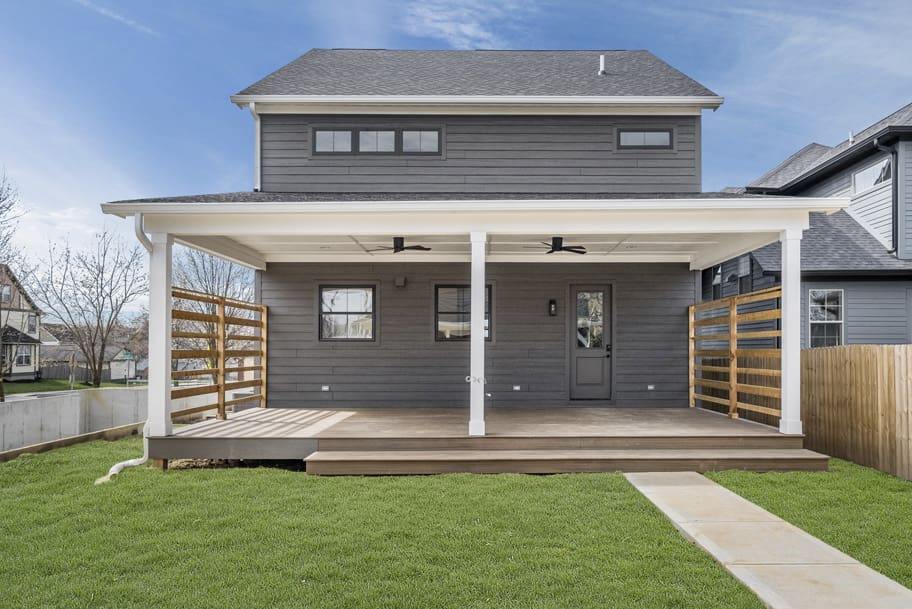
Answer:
[235, 49, 718, 98]
[749, 102, 912, 191]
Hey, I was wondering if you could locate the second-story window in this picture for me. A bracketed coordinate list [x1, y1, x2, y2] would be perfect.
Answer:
[617, 129, 673, 149]
[27, 314, 36, 334]
[358, 130, 396, 153]
[0, 285, 10, 304]
[853, 157, 891, 194]
[314, 130, 352, 153]
[402, 130, 440, 153]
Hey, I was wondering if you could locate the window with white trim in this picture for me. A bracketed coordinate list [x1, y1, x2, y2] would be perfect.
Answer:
[15, 345, 31, 367]
[853, 158, 891, 194]
[809, 289, 843, 347]
[319, 286, 375, 341]
[0, 285, 10, 304]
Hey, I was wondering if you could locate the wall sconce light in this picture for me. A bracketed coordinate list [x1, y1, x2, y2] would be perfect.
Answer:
[548, 299, 557, 316]
[394, 276, 407, 288]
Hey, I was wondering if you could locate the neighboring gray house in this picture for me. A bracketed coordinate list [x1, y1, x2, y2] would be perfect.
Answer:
[704, 102, 912, 348]
[104, 49, 846, 441]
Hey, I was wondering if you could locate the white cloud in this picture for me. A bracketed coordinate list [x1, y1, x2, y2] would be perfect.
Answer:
[72, 0, 158, 36]
[401, 0, 537, 49]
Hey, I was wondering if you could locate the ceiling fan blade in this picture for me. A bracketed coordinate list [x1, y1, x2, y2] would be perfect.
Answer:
[545, 249, 556, 254]
[366, 246, 394, 253]
[540, 241, 553, 247]
[402, 245, 432, 251]
[564, 246, 587, 254]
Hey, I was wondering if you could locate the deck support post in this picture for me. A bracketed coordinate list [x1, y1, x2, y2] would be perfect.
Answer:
[148, 232, 173, 437]
[779, 228, 802, 435]
[468, 231, 487, 436]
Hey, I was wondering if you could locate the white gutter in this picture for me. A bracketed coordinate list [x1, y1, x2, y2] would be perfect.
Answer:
[102, 196, 849, 218]
[230, 94, 725, 109]
[134, 213, 153, 252]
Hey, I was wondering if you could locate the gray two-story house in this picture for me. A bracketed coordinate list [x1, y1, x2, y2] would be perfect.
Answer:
[706, 103, 912, 348]
[103, 49, 846, 471]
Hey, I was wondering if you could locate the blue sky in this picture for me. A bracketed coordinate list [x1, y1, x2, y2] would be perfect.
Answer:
[2, 0, 911, 258]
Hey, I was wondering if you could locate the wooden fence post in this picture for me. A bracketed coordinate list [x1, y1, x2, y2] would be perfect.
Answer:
[216, 297, 226, 420]
[728, 296, 738, 418]
[688, 305, 695, 408]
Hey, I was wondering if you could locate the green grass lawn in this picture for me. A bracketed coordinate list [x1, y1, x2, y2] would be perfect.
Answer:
[2, 379, 125, 394]
[709, 459, 912, 589]
[0, 437, 764, 609]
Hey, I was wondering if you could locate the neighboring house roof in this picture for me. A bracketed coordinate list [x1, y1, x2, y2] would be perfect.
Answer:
[1, 325, 41, 345]
[749, 102, 912, 192]
[752, 210, 912, 274]
[235, 49, 718, 98]
[0, 264, 40, 313]
[39, 326, 59, 345]
[107, 191, 779, 205]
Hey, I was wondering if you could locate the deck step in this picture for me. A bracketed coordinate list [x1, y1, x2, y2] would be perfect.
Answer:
[305, 448, 829, 475]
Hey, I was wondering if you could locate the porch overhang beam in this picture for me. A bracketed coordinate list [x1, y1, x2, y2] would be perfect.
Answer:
[175, 235, 267, 271]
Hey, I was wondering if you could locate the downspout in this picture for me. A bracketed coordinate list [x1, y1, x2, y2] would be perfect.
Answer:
[249, 102, 261, 192]
[96, 213, 153, 484]
[873, 138, 899, 254]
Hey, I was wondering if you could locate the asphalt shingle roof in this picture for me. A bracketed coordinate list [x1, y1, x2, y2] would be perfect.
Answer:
[236, 49, 718, 97]
[752, 210, 912, 274]
[107, 191, 770, 205]
[1, 326, 41, 345]
[750, 102, 912, 190]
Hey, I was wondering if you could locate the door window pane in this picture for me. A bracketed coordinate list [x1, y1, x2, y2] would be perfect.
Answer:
[576, 291, 604, 348]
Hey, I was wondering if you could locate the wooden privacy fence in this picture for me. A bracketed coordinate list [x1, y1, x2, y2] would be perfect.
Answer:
[170, 287, 267, 420]
[689, 287, 782, 422]
[802, 345, 912, 480]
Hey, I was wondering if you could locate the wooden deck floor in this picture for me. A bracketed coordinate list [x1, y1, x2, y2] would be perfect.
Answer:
[149, 407, 828, 473]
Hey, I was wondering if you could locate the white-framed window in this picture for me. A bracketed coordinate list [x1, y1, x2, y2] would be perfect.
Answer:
[853, 157, 891, 194]
[27, 314, 37, 334]
[809, 289, 844, 348]
[0, 284, 10, 304]
[617, 129, 673, 149]
[314, 130, 353, 153]
[319, 285, 376, 341]
[15, 345, 32, 367]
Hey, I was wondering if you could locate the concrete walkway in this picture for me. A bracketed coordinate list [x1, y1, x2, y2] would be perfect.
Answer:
[626, 472, 912, 609]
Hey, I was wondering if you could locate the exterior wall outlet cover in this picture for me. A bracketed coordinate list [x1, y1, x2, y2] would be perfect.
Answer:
[321, 385, 331, 392]
[647, 384, 655, 390]
[512, 385, 521, 391]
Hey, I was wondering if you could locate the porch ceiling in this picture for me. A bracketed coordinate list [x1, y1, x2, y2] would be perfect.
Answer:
[103, 195, 850, 271]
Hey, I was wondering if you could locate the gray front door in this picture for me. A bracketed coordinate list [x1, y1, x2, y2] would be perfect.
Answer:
[570, 285, 612, 400]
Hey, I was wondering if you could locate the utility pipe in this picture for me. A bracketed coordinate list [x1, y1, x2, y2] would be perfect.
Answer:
[97, 213, 153, 483]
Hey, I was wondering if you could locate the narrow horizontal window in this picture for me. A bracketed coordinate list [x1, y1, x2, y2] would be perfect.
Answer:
[358, 130, 396, 153]
[809, 289, 843, 348]
[402, 130, 440, 153]
[436, 285, 491, 341]
[314, 130, 352, 153]
[319, 286, 375, 341]
[618, 129, 672, 149]
[852, 157, 891, 194]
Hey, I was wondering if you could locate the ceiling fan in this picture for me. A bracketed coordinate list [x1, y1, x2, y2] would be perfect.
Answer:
[368, 236, 432, 253]
[530, 236, 587, 255]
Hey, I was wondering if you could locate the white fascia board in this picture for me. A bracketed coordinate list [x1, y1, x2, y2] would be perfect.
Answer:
[229, 94, 724, 115]
[101, 196, 849, 218]
[262, 253, 693, 264]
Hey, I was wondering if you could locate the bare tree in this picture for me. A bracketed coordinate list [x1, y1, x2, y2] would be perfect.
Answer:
[172, 247, 254, 370]
[0, 173, 27, 401]
[30, 231, 148, 387]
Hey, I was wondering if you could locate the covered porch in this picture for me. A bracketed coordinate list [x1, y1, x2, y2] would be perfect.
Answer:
[101, 192, 848, 471]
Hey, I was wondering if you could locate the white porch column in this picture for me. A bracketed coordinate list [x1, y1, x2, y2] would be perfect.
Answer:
[468, 231, 487, 436]
[147, 232, 173, 437]
[779, 228, 802, 435]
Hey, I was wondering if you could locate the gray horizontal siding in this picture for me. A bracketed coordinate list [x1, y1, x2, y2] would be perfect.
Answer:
[900, 140, 912, 259]
[260, 114, 701, 193]
[260, 262, 696, 408]
[795, 152, 894, 247]
[801, 279, 912, 348]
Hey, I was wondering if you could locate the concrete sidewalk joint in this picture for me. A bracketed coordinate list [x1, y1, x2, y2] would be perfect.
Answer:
[626, 471, 912, 609]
